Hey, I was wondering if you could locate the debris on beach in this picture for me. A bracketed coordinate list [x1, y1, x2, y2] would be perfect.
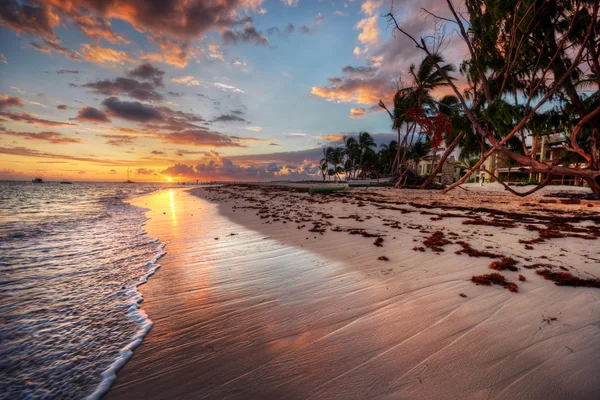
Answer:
[489, 257, 519, 271]
[423, 231, 451, 252]
[471, 273, 518, 292]
[536, 269, 600, 288]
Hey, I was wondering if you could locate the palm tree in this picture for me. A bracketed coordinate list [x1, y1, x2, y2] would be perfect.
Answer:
[320, 147, 334, 181]
[356, 131, 375, 178]
[420, 95, 472, 188]
[379, 140, 398, 174]
[379, 54, 455, 173]
[343, 136, 359, 178]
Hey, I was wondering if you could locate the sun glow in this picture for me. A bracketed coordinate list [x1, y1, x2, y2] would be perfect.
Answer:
[167, 177, 173, 182]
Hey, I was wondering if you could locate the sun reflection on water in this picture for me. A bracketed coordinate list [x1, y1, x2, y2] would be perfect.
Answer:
[169, 189, 177, 226]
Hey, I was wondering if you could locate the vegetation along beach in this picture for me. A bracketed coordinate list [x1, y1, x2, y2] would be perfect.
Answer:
[0, 0, 599, 399]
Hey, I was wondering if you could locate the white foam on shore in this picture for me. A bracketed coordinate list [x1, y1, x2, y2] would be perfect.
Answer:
[86, 236, 166, 400]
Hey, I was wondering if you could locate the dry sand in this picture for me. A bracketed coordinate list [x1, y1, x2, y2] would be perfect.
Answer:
[108, 184, 600, 399]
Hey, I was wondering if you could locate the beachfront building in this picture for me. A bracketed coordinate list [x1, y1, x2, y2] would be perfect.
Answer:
[481, 133, 589, 186]
[408, 148, 464, 185]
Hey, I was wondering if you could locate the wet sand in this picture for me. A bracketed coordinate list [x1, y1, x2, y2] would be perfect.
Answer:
[108, 185, 600, 399]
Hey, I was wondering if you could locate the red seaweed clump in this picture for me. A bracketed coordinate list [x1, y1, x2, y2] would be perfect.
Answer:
[455, 241, 502, 258]
[423, 231, 452, 252]
[535, 269, 600, 288]
[518, 274, 527, 281]
[489, 257, 519, 272]
[374, 237, 384, 247]
[378, 256, 389, 261]
[471, 273, 518, 292]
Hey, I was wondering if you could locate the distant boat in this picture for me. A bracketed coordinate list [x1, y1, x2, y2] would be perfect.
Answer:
[124, 168, 135, 184]
[32, 178, 43, 183]
[60, 181, 72, 184]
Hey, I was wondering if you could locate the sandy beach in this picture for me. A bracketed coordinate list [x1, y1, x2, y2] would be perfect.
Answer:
[108, 184, 600, 399]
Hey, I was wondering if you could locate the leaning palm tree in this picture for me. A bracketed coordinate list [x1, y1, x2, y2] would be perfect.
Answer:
[420, 95, 472, 188]
[380, 54, 455, 174]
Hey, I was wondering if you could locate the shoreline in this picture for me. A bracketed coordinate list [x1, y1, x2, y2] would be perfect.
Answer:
[108, 184, 600, 399]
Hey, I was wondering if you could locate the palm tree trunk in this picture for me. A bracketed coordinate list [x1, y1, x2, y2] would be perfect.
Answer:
[420, 131, 464, 189]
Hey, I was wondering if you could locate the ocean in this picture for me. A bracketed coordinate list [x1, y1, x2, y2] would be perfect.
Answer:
[0, 181, 168, 399]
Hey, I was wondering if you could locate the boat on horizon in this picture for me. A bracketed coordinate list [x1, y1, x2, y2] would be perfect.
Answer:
[123, 168, 135, 184]
[32, 178, 43, 183]
[60, 181, 72, 184]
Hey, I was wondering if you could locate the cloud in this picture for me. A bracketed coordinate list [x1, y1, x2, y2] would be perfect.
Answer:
[0, 52, 7, 63]
[266, 24, 295, 36]
[266, 162, 281, 172]
[282, 0, 299, 6]
[207, 42, 225, 60]
[317, 135, 345, 142]
[311, 70, 396, 105]
[246, 126, 262, 132]
[76, 106, 111, 122]
[299, 13, 325, 34]
[159, 148, 325, 181]
[0, 146, 123, 166]
[128, 63, 165, 86]
[0, 130, 81, 144]
[0, 0, 59, 41]
[214, 83, 244, 93]
[151, 150, 164, 155]
[81, 77, 163, 101]
[0, 94, 23, 109]
[0, 110, 78, 126]
[334, 11, 349, 16]
[97, 134, 136, 146]
[222, 25, 268, 45]
[2, 0, 268, 51]
[171, 76, 200, 86]
[349, 107, 366, 118]
[142, 37, 193, 68]
[101, 97, 162, 122]
[57, 104, 73, 110]
[212, 114, 247, 123]
[110, 169, 117, 174]
[342, 65, 378, 78]
[57, 69, 79, 74]
[136, 168, 156, 175]
[353, 0, 383, 56]
[80, 44, 134, 64]
[72, 14, 129, 44]
[159, 129, 254, 148]
[30, 38, 82, 61]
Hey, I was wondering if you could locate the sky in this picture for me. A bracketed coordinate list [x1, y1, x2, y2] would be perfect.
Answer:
[0, 0, 466, 181]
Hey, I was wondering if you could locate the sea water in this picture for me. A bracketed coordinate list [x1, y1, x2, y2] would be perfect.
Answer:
[0, 181, 167, 399]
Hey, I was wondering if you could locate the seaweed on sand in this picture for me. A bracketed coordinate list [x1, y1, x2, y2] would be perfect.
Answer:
[536, 269, 600, 288]
[489, 257, 519, 272]
[423, 231, 451, 252]
[455, 242, 502, 258]
[471, 273, 518, 292]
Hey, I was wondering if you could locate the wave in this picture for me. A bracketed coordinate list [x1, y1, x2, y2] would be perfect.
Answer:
[86, 233, 167, 399]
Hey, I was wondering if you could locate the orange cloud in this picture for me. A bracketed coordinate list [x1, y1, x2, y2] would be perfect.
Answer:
[0, 130, 81, 144]
[80, 44, 135, 64]
[349, 107, 366, 118]
[73, 15, 130, 44]
[141, 37, 193, 68]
